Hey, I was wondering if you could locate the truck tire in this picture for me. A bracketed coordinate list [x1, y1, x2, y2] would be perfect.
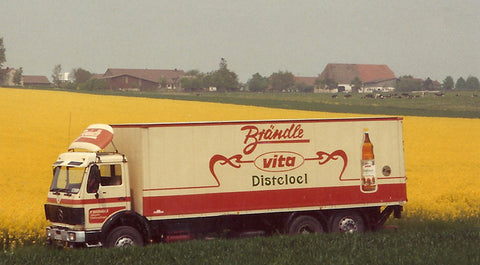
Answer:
[105, 226, 144, 247]
[288, 215, 323, 235]
[330, 211, 366, 233]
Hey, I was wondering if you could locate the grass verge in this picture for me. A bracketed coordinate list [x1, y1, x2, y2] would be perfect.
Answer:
[1, 218, 479, 265]
[17, 87, 480, 118]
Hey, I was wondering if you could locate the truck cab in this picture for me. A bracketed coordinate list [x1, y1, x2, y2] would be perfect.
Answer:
[45, 125, 135, 247]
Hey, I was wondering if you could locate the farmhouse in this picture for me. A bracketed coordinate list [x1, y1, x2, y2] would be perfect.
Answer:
[23, 75, 51, 87]
[102, 68, 185, 91]
[317, 63, 396, 93]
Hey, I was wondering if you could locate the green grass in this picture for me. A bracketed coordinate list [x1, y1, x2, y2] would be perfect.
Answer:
[18, 87, 480, 118]
[2, 218, 479, 265]
[149, 91, 480, 118]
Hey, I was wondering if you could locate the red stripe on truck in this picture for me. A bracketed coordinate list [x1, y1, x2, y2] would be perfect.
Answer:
[46, 197, 131, 205]
[143, 183, 407, 217]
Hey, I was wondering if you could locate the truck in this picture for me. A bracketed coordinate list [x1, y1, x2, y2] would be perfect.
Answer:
[45, 117, 407, 247]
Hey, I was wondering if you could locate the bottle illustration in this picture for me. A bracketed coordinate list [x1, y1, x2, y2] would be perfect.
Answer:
[361, 128, 377, 193]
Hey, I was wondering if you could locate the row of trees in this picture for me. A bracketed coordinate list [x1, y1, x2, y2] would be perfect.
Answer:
[396, 75, 480, 92]
[52, 64, 108, 90]
[243, 73, 480, 93]
[180, 58, 239, 92]
[181, 61, 313, 93]
[441, 76, 480, 91]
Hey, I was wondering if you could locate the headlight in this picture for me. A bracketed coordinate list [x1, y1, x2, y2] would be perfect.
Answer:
[68, 232, 76, 242]
[46, 228, 52, 238]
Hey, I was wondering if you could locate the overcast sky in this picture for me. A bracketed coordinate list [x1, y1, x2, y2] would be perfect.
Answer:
[1, 0, 478, 82]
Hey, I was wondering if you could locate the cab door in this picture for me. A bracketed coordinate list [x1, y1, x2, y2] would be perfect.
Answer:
[84, 163, 130, 229]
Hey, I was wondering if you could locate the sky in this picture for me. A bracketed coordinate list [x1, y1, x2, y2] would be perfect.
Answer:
[1, 0, 479, 82]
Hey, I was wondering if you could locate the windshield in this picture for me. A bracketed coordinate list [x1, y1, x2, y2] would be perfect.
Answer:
[50, 166, 85, 194]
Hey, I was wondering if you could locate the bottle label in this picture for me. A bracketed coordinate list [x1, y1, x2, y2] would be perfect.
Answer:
[361, 159, 377, 193]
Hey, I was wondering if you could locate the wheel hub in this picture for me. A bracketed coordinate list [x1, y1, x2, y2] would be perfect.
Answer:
[339, 217, 357, 233]
[115, 236, 135, 247]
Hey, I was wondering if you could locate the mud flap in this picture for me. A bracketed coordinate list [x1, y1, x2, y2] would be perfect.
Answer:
[374, 205, 402, 231]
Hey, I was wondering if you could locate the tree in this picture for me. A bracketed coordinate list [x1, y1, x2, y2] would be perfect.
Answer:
[159, 77, 168, 89]
[52, 64, 62, 88]
[247, 73, 268, 92]
[442, 76, 454, 90]
[350, 77, 363, 93]
[422, 77, 435, 91]
[13, 67, 22, 86]
[465, 76, 480, 91]
[72, 68, 92, 83]
[0, 37, 6, 68]
[180, 69, 204, 91]
[395, 76, 422, 92]
[180, 75, 204, 92]
[0, 37, 6, 82]
[205, 58, 239, 92]
[185, 69, 201, 76]
[455, 77, 466, 90]
[219, 57, 227, 71]
[269, 71, 295, 91]
[295, 82, 314, 93]
[315, 77, 338, 91]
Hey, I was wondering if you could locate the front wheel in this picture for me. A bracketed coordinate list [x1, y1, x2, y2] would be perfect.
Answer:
[105, 226, 144, 248]
[288, 215, 323, 235]
[330, 211, 366, 233]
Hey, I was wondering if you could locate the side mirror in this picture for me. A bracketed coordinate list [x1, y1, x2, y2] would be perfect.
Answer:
[87, 164, 101, 194]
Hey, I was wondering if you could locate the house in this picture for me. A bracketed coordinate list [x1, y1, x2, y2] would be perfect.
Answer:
[316, 63, 396, 93]
[102, 68, 185, 91]
[23, 75, 51, 87]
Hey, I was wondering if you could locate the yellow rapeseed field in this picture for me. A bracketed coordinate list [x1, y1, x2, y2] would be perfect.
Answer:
[1, 87, 479, 248]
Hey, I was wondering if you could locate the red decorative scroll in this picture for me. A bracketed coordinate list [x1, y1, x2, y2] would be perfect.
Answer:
[209, 150, 348, 182]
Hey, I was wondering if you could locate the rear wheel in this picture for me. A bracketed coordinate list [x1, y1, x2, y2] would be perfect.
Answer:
[105, 226, 144, 247]
[330, 211, 366, 233]
[288, 215, 323, 235]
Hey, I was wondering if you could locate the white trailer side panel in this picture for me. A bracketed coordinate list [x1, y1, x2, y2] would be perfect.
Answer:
[111, 117, 406, 220]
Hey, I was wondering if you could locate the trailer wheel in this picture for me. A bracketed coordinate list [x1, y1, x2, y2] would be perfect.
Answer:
[105, 226, 144, 248]
[288, 215, 323, 235]
[330, 211, 366, 233]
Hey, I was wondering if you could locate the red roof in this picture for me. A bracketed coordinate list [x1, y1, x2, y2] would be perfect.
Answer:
[319, 63, 396, 84]
[103, 68, 185, 83]
[23, 75, 51, 85]
[294, 76, 317, 86]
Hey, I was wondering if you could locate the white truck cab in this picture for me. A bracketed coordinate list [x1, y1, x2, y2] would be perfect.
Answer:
[45, 125, 135, 247]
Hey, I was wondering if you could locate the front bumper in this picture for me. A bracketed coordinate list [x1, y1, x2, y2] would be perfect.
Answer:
[46, 226, 101, 247]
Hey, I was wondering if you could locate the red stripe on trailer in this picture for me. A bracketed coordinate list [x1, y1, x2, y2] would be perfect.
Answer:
[143, 183, 407, 217]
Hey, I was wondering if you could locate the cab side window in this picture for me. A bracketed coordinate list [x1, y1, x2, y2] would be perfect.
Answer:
[99, 164, 122, 186]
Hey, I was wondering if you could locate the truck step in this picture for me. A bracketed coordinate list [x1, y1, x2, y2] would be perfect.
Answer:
[164, 232, 192, 242]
